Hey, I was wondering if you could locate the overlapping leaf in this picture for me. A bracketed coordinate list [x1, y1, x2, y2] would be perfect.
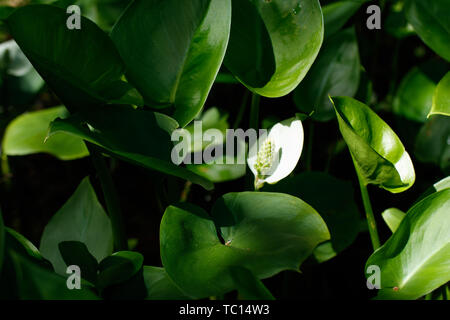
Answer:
[332, 96, 415, 193]
[224, 0, 324, 97]
[366, 189, 450, 300]
[111, 0, 231, 127]
[160, 192, 329, 298]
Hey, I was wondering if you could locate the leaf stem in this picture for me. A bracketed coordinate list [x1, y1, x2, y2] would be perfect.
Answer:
[233, 90, 250, 129]
[249, 92, 260, 130]
[356, 169, 381, 251]
[87, 144, 127, 251]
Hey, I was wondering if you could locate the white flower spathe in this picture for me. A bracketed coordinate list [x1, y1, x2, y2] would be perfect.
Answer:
[247, 117, 304, 190]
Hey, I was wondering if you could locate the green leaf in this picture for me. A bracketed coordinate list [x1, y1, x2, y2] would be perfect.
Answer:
[414, 115, 450, 172]
[294, 28, 361, 122]
[393, 61, 448, 122]
[2, 106, 89, 160]
[185, 107, 229, 153]
[382, 208, 406, 233]
[9, 250, 99, 300]
[143, 266, 191, 300]
[160, 192, 329, 298]
[230, 266, 275, 300]
[385, 5, 415, 39]
[97, 251, 144, 290]
[332, 96, 415, 193]
[224, 0, 324, 97]
[6, 228, 51, 268]
[366, 189, 450, 300]
[39, 177, 114, 275]
[187, 156, 246, 183]
[323, 0, 368, 39]
[111, 0, 231, 127]
[6, 5, 136, 112]
[47, 106, 214, 190]
[405, 0, 450, 62]
[264, 172, 361, 263]
[58, 241, 98, 284]
[430, 71, 450, 117]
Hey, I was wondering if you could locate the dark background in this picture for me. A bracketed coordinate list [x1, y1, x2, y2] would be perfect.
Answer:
[0, 1, 447, 300]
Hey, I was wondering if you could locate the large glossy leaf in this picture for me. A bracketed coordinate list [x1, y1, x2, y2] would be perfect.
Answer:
[430, 71, 450, 117]
[187, 156, 246, 183]
[160, 192, 329, 298]
[2, 106, 89, 160]
[6, 5, 140, 112]
[323, 0, 368, 39]
[366, 189, 450, 300]
[143, 266, 191, 300]
[414, 115, 450, 172]
[405, 0, 450, 62]
[39, 177, 114, 275]
[47, 105, 214, 190]
[264, 172, 362, 263]
[294, 28, 360, 122]
[111, 0, 231, 127]
[332, 96, 415, 193]
[393, 61, 448, 122]
[224, 0, 324, 97]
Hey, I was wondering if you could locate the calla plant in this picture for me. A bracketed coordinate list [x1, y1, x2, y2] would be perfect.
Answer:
[247, 117, 304, 190]
[0, 0, 449, 302]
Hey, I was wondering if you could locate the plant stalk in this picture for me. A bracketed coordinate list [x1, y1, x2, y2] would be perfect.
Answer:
[87, 144, 127, 251]
[356, 169, 381, 251]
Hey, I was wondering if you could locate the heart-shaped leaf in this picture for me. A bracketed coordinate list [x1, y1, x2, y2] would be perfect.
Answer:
[160, 192, 329, 298]
[381, 208, 406, 233]
[2, 106, 89, 160]
[6, 5, 140, 112]
[264, 172, 362, 263]
[366, 189, 450, 300]
[47, 106, 214, 190]
[143, 266, 191, 300]
[294, 28, 361, 122]
[224, 0, 324, 97]
[430, 71, 450, 117]
[405, 0, 450, 62]
[332, 96, 415, 193]
[39, 177, 114, 275]
[111, 0, 231, 127]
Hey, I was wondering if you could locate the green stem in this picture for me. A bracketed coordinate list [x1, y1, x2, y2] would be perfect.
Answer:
[249, 93, 260, 130]
[356, 169, 381, 251]
[233, 90, 250, 129]
[87, 144, 127, 251]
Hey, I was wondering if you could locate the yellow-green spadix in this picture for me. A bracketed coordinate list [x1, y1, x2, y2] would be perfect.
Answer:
[247, 117, 304, 190]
